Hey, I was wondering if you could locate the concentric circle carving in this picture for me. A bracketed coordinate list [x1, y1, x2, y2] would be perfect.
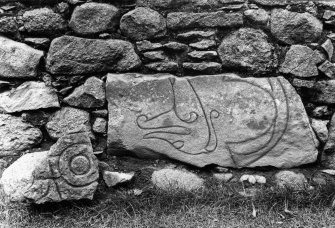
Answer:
[58, 143, 98, 186]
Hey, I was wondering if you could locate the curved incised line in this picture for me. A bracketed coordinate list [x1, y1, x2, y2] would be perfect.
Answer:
[204, 110, 220, 152]
[48, 140, 90, 158]
[227, 78, 289, 167]
[224, 79, 278, 145]
[136, 114, 190, 133]
[226, 79, 279, 156]
[169, 78, 199, 123]
[187, 79, 218, 153]
[68, 154, 92, 176]
[143, 129, 192, 138]
[60, 176, 98, 188]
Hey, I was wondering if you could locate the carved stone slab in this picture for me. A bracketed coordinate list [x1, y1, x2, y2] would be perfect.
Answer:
[1, 130, 99, 204]
[106, 73, 318, 168]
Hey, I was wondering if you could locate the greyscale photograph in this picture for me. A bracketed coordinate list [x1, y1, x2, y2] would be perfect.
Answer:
[0, 0, 335, 227]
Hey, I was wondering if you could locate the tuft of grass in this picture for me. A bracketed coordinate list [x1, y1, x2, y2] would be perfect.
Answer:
[1, 182, 335, 228]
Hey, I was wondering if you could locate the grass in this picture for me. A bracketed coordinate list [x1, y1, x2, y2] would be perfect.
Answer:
[1, 179, 335, 228]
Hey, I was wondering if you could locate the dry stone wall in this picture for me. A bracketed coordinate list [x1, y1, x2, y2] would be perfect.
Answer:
[1, 0, 335, 202]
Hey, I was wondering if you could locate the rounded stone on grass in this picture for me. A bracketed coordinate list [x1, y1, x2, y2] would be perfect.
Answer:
[152, 168, 204, 192]
[275, 170, 308, 191]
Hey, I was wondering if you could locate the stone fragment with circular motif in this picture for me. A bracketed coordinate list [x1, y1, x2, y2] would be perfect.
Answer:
[0, 129, 99, 204]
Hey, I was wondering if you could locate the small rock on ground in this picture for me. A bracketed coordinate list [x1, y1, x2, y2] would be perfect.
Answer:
[103, 171, 134, 187]
[275, 170, 308, 191]
[152, 168, 204, 192]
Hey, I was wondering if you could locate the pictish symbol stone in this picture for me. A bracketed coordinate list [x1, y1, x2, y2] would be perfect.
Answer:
[106, 73, 318, 168]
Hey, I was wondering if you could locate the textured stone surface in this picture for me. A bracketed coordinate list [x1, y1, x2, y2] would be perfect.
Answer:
[244, 9, 269, 26]
[151, 168, 204, 191]
[136, 40, 162, 52]
[93, 117, 107, 134]
[270, 9, 323, 44]
[0, 0, 62, 3]
[120, 7, 166, 41]
[46, 107, 93, 140]
[275, 171, 308, 191]
[138, 0, 246, 10]
[322, 39, 333, 60]
[251, 0, 289, 5]
[240, 174, 266, 184]
[310, 118, 328, 144]
[0, 81, 59, 113]
[163, 42, 188, 52]
[106, 73, 318, 168]
[21, 110, 51, 128]
[324, 10, 335, 20]
[142, 51, 168, 61]
[177, 30, 216, 40]
[0, 17, 18, 34]
[0, 131, 99, 203]
[280, 45, 323, 77]
[218, 28, 277, 73]
[0, 114, 42, 156]
[188, 51, 217, 60]
[309, 80, 335, 104]
[145, 62, 178, 72]
[0, 36, 44, 78]
[189, 40, 216, 50]
[312, 106, 332, 118]
[213, 173, 233, 182]
[64, 77, 105, 108]
[24, 38, 50, 49]
[23, 8, 66, 35]
[70, 3, 119, 35]
[319, 60, 335, 78]
[46, 36, 141, 75]
[167, 12, 243, 29]
[183, 62, 221, 74]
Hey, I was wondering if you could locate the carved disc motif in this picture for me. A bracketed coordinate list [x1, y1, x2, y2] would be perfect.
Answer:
[58, 143, 98, 187]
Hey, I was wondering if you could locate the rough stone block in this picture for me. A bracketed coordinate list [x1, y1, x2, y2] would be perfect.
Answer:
[0, 130, 99, 204]
[167, 12, 243, 29]
[46, 36, 141, 75]
[0, 36, 43, 78]
[69, 2, 120, 35]
[106, 73, 318, 168]
[0, 81, 60, 113]
[0, 114, 42, 156]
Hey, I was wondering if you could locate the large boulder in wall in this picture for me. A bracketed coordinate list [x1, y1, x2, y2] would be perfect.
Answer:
[46, 35, 141, 75]
[106, 73, 318, 168]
